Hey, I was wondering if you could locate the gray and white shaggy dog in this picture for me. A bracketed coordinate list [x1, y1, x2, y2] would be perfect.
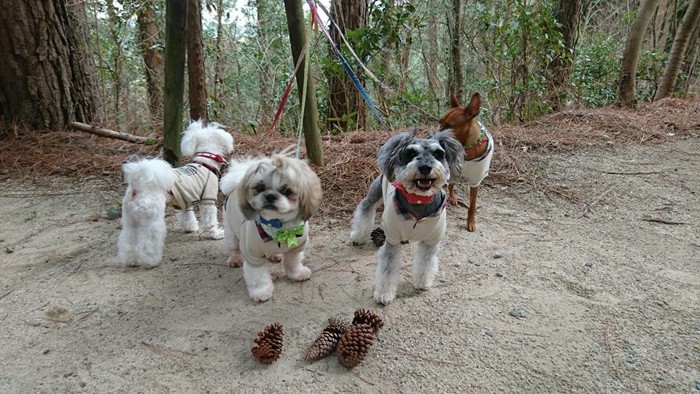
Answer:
[350, 129, 463, 304]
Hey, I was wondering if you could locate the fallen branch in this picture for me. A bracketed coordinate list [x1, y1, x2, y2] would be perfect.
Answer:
[70, 122, 158, 144]
[641, 217, 688, 225]
[601, 170, 663, 175]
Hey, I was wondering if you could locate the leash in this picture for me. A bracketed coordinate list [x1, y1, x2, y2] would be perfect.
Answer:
[306, 0, 389, 129]
[267, 44, 308, 134]
[313, 0, 438, 123]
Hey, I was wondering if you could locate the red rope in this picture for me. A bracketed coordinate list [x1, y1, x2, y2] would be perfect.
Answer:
[267, 42, 309, 133]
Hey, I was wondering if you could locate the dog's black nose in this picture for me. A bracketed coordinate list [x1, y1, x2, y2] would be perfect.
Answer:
[418, 165, 432, 175]
[264, 193, 278, 203]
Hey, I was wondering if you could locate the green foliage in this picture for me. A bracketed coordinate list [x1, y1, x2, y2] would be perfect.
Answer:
[573, 35, 620, 107]
[469, 0, 566, 122]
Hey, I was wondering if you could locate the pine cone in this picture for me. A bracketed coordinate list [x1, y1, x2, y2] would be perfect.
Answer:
[352, 308, 384, 334]
[305, 317, 350, 362]
[370, 227, 386, 247]
[251, 323, 284, 364]
[337, 323, 374, 369]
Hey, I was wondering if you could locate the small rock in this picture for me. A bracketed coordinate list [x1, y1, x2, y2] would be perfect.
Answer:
[79, 382, 87, 388]
[585, 262, 594, 268]
[42, 349, 50, 355]
[695, 380, 700, 391]
[493, 253, 503, 259]
[484, 330, 495, 337]
[509, 308, 528, 319]
[105, 207, 121, 220]
[495, 273, 503, 278]
[625, 354, 636, 364]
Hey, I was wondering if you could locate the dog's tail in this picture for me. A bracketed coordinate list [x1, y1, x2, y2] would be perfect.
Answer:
[219, 157, 264, 196]
[122, 158, 175, 194]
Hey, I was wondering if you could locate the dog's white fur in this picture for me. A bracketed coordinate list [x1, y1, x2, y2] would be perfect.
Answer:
[220, 154, 322, 302]
[118, 120, 234, 268]
[349, 129, 463, 304]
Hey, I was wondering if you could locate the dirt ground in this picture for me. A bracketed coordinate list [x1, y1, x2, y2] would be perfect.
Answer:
[0, 134, 698, 393]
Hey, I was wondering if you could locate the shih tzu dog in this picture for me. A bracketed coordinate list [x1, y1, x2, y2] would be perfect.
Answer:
[349, 129, 463, 304]
[220, 154, 322, 302]
[118, 120, 234, 268]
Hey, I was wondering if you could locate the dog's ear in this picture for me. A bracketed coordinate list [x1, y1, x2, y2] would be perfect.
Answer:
[180, 120, 205, 157]
[431, 130, 464, 178]
[377, 128, 418, 181]
[464, 93, 480, 118]
[294, 159, 323, 221]
[237, 163, 260, 220]
[449, 86, 461, 108]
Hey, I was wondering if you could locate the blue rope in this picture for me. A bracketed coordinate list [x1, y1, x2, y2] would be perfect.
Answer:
[308, 0, 388, 129]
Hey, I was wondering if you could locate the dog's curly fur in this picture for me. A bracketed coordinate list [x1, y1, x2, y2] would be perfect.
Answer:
[350, 129, 463, 304]
[118, 120, 234, 268]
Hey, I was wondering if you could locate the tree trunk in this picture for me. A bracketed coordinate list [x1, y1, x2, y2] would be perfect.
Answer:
[449, 0, 463, 100]
[422, 12, 440, 103]
[618, 0, 660, 108]
[681, 22, 700, 93]
[256, 0, 275, 127]
[547, 0, 581, 110]
[655, 0, 700, 100]
[0, 1, 98, 130]
[187, 0, 207, 123]
[212, 0, 225, 119]
[283, 0, 323, 166]
[136, 1, 164, 126]
[106, 0, 124, 131]
[163, 0, 188, 165]
[653, 0, 671, 50]
[327, 0, 368, 132]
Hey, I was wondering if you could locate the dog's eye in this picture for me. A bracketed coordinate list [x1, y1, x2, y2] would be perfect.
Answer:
[433, 149, 445, 160]
[400, 148, 418, 163]
[279, 186, 294, 197]
[254, 184, 266, 194]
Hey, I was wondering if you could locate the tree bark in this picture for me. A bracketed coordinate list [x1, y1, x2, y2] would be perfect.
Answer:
[187, 0, 208, 123]
[655, 0, 700, 100]
[212, 0, 225, 119]
[256, 0, 274, 127]
[681, 22, 700, 93]
[0, 0, 98, 130]
[548, 0, 582, 110]
[327, 0, 368, 132]
[449, 0, 463, 100]
[283, 0, 323, 166]
[618, 0, 660, 108]
[163, 0, 188, 165]
[136, 1, 164, 125]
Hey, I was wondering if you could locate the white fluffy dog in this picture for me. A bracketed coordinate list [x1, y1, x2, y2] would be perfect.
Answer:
[349, 129, 463, 304]
[118, 120, 234, 268]
[220, 154, 322, 302]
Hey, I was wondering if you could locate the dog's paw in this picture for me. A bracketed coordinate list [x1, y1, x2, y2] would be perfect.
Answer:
[373, 288, 396, 305]
[207, 227, 225, 240]
[267, 254, 282, 263]
[412, 274, 434, 290]
[227, 253, 243, 268]
[466, 220, 476, 232]
[249, 283, 274, 302]
[287, 265, 311, 282]
[448, 194, 459, 206]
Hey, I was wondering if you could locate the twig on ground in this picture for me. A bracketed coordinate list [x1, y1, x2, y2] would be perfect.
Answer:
[581, 185, 614, 218]
[70, 122, 157, 144]
[641, 217, 688, 225]
[0, 289, 13, 301]
[601, 170, 663, 175]
[141, 341, 196, 357]
[351, 371, 376, 386]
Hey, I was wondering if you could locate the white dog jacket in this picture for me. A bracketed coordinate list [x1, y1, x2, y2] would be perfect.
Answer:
[461, 123, 494, 187]
[168, 163, 219, 209]
[225, 194, 309, 266]
[381, 177, 447, 246]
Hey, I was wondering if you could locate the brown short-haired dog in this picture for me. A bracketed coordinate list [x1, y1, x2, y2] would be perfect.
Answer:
[438, 90, 494, 231]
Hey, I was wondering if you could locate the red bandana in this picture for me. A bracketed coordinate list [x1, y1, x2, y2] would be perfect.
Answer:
[391, 181, 435, 205]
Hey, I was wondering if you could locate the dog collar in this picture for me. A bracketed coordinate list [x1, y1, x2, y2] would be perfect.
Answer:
[195, 151, 228, 164]
[257, 217, 305, 247]
[391, 181, 435, 205]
